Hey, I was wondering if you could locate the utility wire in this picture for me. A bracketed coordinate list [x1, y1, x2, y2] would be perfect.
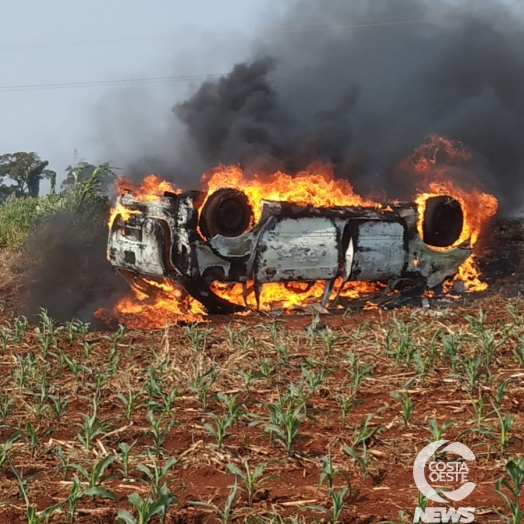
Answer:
[1, 6, 522, 93]
[0, 17, 428, 52]
[0, 17, 429, 93]
[0, 74, 227, 92]
[2, 2, 521, 52]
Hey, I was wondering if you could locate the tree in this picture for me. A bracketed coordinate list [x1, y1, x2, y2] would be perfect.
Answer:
[61, 161, 116, 192]
[0, 152, 56, 201]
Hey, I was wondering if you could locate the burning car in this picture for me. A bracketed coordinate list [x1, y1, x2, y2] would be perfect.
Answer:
[107, 180, 473, 313]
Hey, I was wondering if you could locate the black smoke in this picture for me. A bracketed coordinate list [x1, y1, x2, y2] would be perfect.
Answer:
[20, 207, 128, 325]
[170, 0, 524, 211]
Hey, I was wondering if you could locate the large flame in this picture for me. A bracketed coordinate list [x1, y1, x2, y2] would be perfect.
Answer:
[202, 163, 377, 221]
[101, 135, 498, 327]
[97, 276, 205, 329]
[403, 135, 498, 291]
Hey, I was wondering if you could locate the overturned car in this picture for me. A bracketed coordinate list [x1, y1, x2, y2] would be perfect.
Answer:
[107, 187, 472, 313]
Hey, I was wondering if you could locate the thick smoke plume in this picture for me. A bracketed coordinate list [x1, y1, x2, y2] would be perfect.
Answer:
[23, 0, 524, 323]
[170, 0, 524, 210]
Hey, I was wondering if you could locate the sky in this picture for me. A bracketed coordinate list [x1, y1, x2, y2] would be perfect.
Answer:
[2, 0, 522, 191]
[0, 0, 283, 184]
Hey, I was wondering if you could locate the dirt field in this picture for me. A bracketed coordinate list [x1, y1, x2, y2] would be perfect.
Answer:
[0, 221, 523, 523]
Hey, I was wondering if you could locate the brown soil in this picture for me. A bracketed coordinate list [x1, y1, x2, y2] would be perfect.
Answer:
[0, 220, 522, 523]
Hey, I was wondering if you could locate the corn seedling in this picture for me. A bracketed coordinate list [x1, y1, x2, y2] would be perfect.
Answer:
[216, 392, 245, 424]
[473, 403, 517, 457]
[144, 366, 162, 406]
[65, 318, 90, 343]
[304, 313, 322, 342]
[347, 355, 373, 397]
[0, 326, 11, 351]
[0, 394, 15, 422]
[117, 386, 146, 423]
[12, 352, 38, 390]
[426, 418, 455, 442]
[275, 342, 290, 367]
[468, 391, 494, 428]
[10, 462, 62, 524]
[237, 368, 256, 392]
[318, 449, 352, 493]
[257, 357, 278, 381]
[135, 456, 182, 508]
[493, 457, 524, 523]
[304, 487, 350, 524]
[22, 422, 52, 458]
[383, 317, 415, 366]
[263, 393, 307, 457]
[351, 414, 383, 449]
[203, 412, 233, 450]
[67, 454, 118, 497]
[117, 491, 176, 524]
[25, 377, 52, 419]
[104, 323, 126, 353]
[54, 445, 72, 480]
[117, 440, 139, 478]
[338, 393, 362, 426]
[506, 298, 523, 324]
[0, 432, 21, 467]
[300, 365, 329, 396]
[75, 396, 112, 452]
[513, 338, 524, 366]
[454, 355, 490, 394]
[61, 352, 89, 380]
[258, 317, 285, 346]
[440, 333, 462, 370]
[188, 364, 217, 412]
[63, 476, 86, 523]
[465, 308, 488, 333]
[412, 352, 434, 383]
[343, 444, 370, 477]
[35, 308, 59, 357]
[226, 460, 276, 507]
[48, 391, 69, 421]
[183, 323, 213, 353]
[493, 378, 515, 407]
[319, 329, 347, 357]
[189, 480, 243, 524]
[390, 392, 415, 428]
[12, 315, 29, 341]
[145, 410, 175, 455]
[158, 384, 179, 414]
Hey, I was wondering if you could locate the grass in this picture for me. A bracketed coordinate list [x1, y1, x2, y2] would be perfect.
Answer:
[0, 163, 112, 250]
[0, 295, 522, 522]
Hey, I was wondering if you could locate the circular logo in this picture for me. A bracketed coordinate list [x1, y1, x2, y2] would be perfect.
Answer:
[413, 440, 476, 503]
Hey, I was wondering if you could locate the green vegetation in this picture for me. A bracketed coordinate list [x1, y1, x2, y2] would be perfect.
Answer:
[0, 156, 114, 248]
[0, 301, 519, 522]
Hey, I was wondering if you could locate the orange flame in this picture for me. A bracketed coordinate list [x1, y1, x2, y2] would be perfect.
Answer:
[404, 135, 497, 292]
[96, 277, 205, 329]
[114, 174, 179, 200]
[202, 164, 377, 221]
[102, 135, 498, 327]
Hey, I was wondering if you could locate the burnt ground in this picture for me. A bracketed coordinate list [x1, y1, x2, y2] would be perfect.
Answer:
[0, 219, 523, 523]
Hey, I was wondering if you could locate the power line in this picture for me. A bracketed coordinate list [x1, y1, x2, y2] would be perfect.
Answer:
[0, 73, 227, 92]
[2, 2, 522, 52]
[1, 6, 522, 93]
[0, 17, 431, 93]
[0, 17, 428, 52]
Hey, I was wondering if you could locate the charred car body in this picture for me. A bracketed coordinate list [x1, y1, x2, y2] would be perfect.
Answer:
[107, 187, 472, 312]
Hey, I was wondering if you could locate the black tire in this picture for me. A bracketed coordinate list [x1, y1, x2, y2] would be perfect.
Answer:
[199, 188, 253, 239]
[422, 195, 464, 247]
